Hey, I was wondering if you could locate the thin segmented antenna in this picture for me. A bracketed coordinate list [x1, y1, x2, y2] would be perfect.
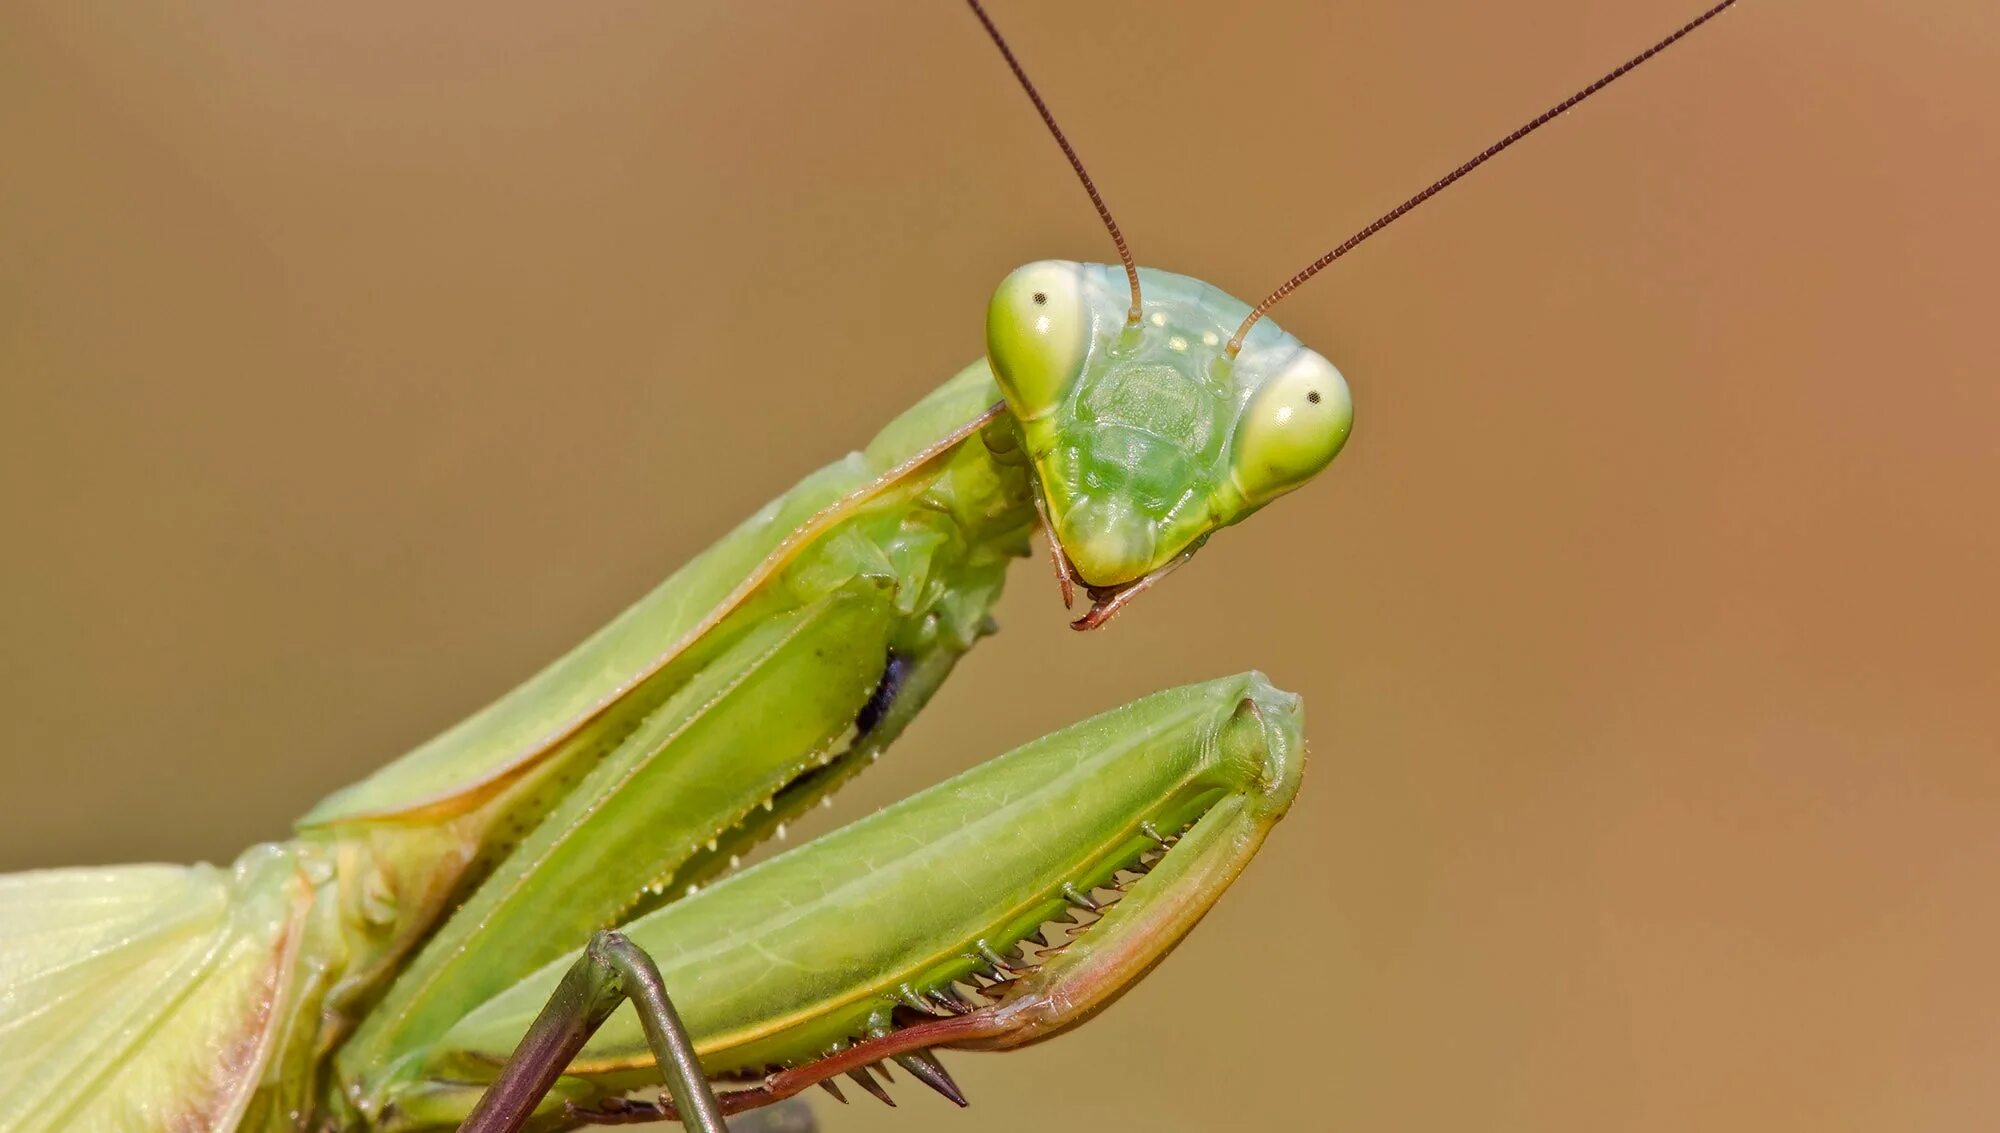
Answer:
[1228, 0, 1741, 355]
[965, 0, 1144, 323]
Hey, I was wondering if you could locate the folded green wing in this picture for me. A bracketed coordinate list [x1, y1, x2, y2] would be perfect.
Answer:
[0, 848, 308, 1133]
[301, 362, 1002, 826]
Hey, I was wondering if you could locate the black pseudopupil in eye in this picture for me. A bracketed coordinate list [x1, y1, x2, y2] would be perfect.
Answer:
[1032, 292, 1047, 305]
[1307, 390, 1321, 404]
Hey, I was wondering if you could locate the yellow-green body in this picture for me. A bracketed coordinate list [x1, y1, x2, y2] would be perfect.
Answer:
[0, 0, 1752, 1118]
[0, 361, 1031, 1130]
[0, 262, 1347, 1131]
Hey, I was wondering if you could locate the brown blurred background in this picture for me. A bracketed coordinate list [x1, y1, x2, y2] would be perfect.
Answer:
[3, 1, 1996, 1129]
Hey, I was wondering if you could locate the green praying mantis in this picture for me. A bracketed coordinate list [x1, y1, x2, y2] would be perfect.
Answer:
[0, 2, 1745, 1130]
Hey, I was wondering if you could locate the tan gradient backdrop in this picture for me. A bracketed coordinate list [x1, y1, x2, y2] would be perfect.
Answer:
[3, 1, 1996, 1130]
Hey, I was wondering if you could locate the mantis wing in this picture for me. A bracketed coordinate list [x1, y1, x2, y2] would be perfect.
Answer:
[302, 363, 1003, 827]
[0, 848, 309, 1133]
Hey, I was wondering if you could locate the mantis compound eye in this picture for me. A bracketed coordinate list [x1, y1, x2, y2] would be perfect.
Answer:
[1228, 348, 1353, 505]
[986, 260, 1090, 422]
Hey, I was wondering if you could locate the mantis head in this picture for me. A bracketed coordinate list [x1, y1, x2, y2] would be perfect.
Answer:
[964, 0, 1739, 627]
[987, 260, 1352, 619]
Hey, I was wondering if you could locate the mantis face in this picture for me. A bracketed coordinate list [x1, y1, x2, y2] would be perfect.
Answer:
[987, 261, 1353, 604]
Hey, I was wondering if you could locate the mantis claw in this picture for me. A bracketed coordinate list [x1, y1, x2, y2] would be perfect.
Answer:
[893, 1049, 968, 1107]
[897, 986, 951, 1016]
[844, 1066, 896, 1107]
[974, 941, 1015, 971]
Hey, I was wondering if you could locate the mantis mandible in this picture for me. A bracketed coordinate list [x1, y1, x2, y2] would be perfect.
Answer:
[0, 2, 1742, 1130]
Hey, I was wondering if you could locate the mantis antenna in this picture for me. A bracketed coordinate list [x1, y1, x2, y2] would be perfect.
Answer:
[1228, 0, 1742, 355]
[965, 0, 1144, 324]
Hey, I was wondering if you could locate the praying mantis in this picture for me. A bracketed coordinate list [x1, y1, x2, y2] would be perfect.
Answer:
[0, 2, 1746, 1130]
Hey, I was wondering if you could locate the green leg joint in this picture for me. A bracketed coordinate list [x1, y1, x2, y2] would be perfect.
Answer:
[457, 931, 725, 1133]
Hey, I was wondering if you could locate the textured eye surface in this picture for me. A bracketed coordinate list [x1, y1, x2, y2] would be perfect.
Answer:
[986, 260, 1089, 421]
[1229, 350, 1353, 503]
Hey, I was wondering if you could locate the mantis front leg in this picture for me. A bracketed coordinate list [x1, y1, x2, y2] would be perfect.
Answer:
[399, 673, 1303, 1129]
[459, 933, 724, 1133]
